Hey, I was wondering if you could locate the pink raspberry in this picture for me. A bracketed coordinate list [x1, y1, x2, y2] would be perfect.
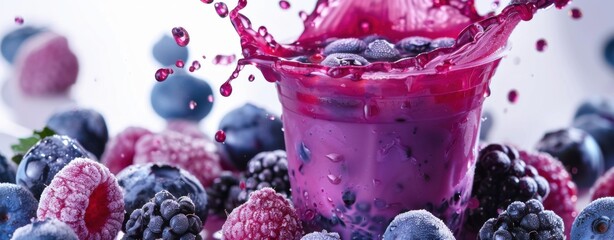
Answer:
[222, 188, 303, 240]
[14, 31, 78, 95]
[133, 131, 222, 186]
[591, 167, 614, 200]
[165, 120, 206, 139]
[37, 158, 124, 240]
[101, 127, 152, 174]
[520, 150, 578, 238]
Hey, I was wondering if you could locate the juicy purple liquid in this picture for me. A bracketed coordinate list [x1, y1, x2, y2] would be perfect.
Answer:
[171, 27, 190, 47]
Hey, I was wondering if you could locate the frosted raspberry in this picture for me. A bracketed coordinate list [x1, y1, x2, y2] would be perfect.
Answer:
[222, 188, 303, 240]
[133, 131, 222, 186]
[165, 120, 206, 139]
[14, 31, 78, 96]
[520, 150, 578, 238]
[37, 158, 124, 240]
[101, 127, 152, 174]
[591, 167, 614, 200]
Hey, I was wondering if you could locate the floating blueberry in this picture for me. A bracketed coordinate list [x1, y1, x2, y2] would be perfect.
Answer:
[574, 96, 614, 121]
[321, 53, 370, 67]
[323, 38, 367, 55]
[574, 114, 614, 170]
[0, 183, 38, 240]
[383, 210, 455, 240]
[11, 218, 78, 240]
[218, 103, 285, 170]
[46, 108, 109, 159]
[150, 73, 214, 122]
[152, 34, 189, 66]
[342, 190, 357, 207]
[0, 26, 44, 64]
[536, 128, 604, 190]
[363, 39, 400, 61]
[571, 197, 614, 239]
[396, 37, 432, 56]
[0, 154, 16, 184]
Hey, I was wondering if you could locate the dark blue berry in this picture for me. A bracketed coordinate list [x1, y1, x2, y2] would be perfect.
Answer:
[148, 216, 164, 233]
[506, 201, 526, 222]
[218, 103, 285, 170]
[520, 213, 540, 231]
[342, 190, 356, 207]
[321, 53, 370, 67]
[383, 210, 455, 240]
[0, 183, 38, 240]
[323, 38, 367, 55]
[395, 37, 432, 55]
[206, 172, 241, 215]
[301, 231, 341, 240]
[480, 200, 564, 240]
[170, 214, 189, 234]
[150, 73, 214, 122]
[152, 34, 189, 66]
[363, 40, 400, 61]
[571, 198, 614, 239]
[574, 114, 614, 169]
[16, 135, 94, 200]
[0, 154, 16, 184]
[574, 96, 614, 121]
[430, 37, 456, 50]
[161, 200, 181, 221]
[46, 108, 109, 159]
[238, 150, 290, 204]
[605, 36, 614, 69]
[117, 163, 208, 229]
[11, 218, 78, 240]
[1, 27, 44, 64]
[536, 128, 604, 189]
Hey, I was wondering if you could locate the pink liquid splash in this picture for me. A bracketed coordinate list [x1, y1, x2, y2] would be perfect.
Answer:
[569, 8, 582, 19]
[508, 89, 519, 104]
[279, 0, 291, 10]
[201, 0, 214, 4]
[215, 2, 229, 18]
[175, 60, 185, 68]
[171, 27, 190, 47]
[248, 74, 255, 82]
[214, 130, 226, 143]
[536, 39, 548, 52]
[212, 54, 236, 65]
[155, 68, 173, 82]
[14, 16, 24, 25]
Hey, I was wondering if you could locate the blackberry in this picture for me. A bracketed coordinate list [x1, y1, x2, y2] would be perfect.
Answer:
[466, 144, 550, 232]
[479, 199, 564, 240]
[237, 150, 290, 203]
[206, 171, 242, 216]
[123, 190, 203, 240]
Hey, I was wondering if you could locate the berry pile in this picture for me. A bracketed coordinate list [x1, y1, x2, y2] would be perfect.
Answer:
[466, 144, 550, 232]
[478, 199, 564, 240]
[238, 150, 290, 202]
[124, 190, 203, 240]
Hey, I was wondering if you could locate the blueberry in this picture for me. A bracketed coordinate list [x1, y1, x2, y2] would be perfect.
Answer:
[520, 213, 540, 231]
[152, 34, 189, 66]
[430, 37, 456, 50]
[395, 37, 432, 56]
[526, 199, 544, 214]
[321, 53, 369, 67]
[0, 154, 16, 184]
[218, 103, 284, 170]
[301, 231, 341, 240]
[493, 229, 513, 240]
[383, 210, 454, 240]
[148, 215, 164, 234]
[151, 73, 214, 122]
[117, 163, 208, 229]
[0, 183, 38, 240]
[342, 190, 356, 207]
[363, 40, 400, 61]
[574, 96, 614, 121]
[362, 35, 389, 44]
[1, 27, 44, 64]
[11, 218, 78, 240]
[605, 36, 614, 69]
[571, 197, 614, 239]
[323, 38, 367, 55]
[480, 150, 511, 174]
[46, 108, 109, 159]
[161, 199, 181, 221]
[536, 128, 605, 189]
[16, 135, 94, 200]
[170, 213, 189, 234]
[506, 201, 527, 222]
[574, 114, 614, 169]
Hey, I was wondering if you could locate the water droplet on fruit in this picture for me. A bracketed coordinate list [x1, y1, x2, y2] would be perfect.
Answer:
[213, 54, 236, 65]
[215, 130, 226, 143]
[508, 89, 518, 103]
[155, 68, 173, 82]
[279, 0, 291, 10]
[215, 2, 229, 18]
[248, 74, 255, 82]
[326, 153, 344, 162]
[14, 16, 24, 25]
[327, 174, 342, 184]
[536, 39, 547, 52]
[484, 87, 491, 98]
[220, 82, 232, 97]
[175, 60, 185, 68]
[171, 27, 190, 47]
[189, 100, 197, 110]
[569, 8, 582, 20]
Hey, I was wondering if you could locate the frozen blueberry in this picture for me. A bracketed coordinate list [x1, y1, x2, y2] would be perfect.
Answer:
[383, 210, 454, 240]
[571, 197, 614, 239]
[116, 163, 208, 229]
[362, 35, 389, 44]
[46, 108, 109, 159]
[536, 128, 604, 189]
[301, 231, 341, 240]
[574, 114, 614, 170]
[574, 96, 614, 121]
[1, 26, 44, 64]
[323, 38, 367, 55]
[218, 103, 284, 170]
[15, 135, 94, 200]
[605, 36, 614, 69]
[430, 37, 456, 50]
[363, 40, 400, 61]
[11, 218, 78, 240]
[321, 53, 370, 67]
[396, 37, 432, 55]
[0, 154, 16, 184]
[152, 34, 189, 66]
[150, 73, 214, 122]
[0, 183, 38, 240]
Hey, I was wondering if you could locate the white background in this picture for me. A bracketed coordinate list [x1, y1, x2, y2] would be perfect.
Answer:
[0, 0, 613, 157]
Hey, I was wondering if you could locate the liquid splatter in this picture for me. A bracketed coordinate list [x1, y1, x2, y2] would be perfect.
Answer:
[536, 39, 548, 52]
[248, 74, 255, 82]
[14, 16, 24, 25]
[215, 2, 229, 18]
[201, 0, 213, 3]
[220, 82, 232, 97]
[279, 0, 291, 10]
[192, 61, 201, 70]
[508, 89, 518, 104]
[215, 130, 226, 142]
[171, 27, 190, 47]
[155, 68, 173, 82]
[213, 54, 236, 65]
[176, 60, 185, 68]
[569, 8, 582, 20]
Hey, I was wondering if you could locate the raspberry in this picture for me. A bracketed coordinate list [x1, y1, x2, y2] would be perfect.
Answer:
[222, 188, 303, 240]
[101, 127, 152, 174]
[591, 167, 614, 200]
[206, 171, 242, 216]
[520, 149, 578, 238]
[238, 150, 291, 203]
[133, 131, 223, 187]
[13, 31, 78, 95]
[478, 199, 564, 240]
[124, 190, 203, 239]
[37, 158, 124, 240]
[465, 144, 550, 232]
[166, 120, 206, 139]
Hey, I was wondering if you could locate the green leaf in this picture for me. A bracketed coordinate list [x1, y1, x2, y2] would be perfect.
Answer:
[11, 127, 56, 165]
